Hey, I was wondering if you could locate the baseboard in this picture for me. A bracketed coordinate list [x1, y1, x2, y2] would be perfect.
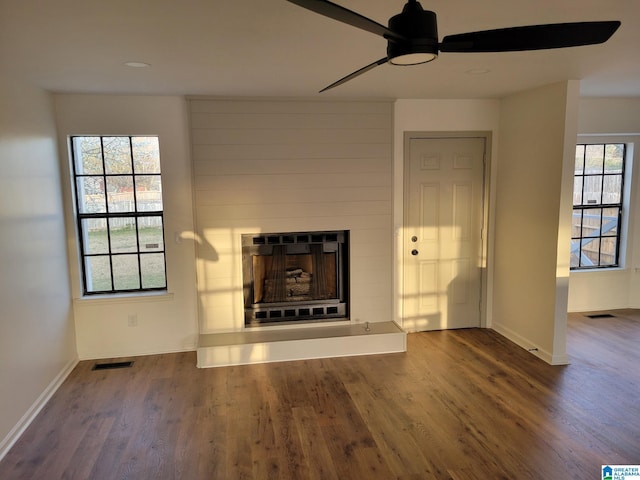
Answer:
[491, 323, 569, 366]
[0, 357, 79, 462]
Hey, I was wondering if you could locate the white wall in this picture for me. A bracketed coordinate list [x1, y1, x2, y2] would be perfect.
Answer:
[392, 99, 501, 327]
[189, 99, 394, 333]
[54, 95, 199, 359]
[491, 81, 579, 364]
[0, 77, 77, 458]
[568, 98, 640, 311]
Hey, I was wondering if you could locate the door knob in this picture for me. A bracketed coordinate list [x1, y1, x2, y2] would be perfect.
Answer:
[411, 249, 419, 256]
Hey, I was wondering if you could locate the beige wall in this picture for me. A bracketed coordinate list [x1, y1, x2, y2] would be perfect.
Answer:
[189, 99, 394, 333]
[53, 95, 199, 359]
[0, 78, 77, 457]
[491, 81, 579, 364]
[568, 98, 640, 311]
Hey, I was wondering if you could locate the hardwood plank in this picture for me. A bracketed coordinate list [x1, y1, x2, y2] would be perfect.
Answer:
[1, 311, 639, 479]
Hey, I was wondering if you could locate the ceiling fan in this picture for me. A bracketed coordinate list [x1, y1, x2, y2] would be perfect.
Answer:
[287, 0, 621, 92]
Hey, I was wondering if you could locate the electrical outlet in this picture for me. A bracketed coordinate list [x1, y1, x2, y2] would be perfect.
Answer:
[128, 314, 138, 327]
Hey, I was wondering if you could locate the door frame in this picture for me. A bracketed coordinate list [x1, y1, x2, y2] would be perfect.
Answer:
[400, 131, 493, 330]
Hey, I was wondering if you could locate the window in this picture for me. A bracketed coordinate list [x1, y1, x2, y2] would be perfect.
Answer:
[571, 143, 625, 269]
[70, 136, 167, 294]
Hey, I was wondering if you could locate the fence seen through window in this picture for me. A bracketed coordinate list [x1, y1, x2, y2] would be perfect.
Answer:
[71, 136, 167, 294]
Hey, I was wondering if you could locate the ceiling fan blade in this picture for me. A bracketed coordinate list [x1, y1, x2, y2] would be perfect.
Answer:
[320, 57, 388, 92]
[440, 21, 621, 53]
[287, 0, 406, 42]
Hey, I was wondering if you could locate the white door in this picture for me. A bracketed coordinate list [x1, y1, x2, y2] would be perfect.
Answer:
[403, 136, 486, 331]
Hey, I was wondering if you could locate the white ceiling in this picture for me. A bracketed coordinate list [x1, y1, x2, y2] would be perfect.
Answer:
[1, 0, 639, 99]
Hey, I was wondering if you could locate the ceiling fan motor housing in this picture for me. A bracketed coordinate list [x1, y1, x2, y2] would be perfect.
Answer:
[387, 1, 439, 64]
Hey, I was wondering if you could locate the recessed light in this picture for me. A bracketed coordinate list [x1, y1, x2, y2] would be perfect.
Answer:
[466, 68, 490, 75]
[124, 61, 151, 68]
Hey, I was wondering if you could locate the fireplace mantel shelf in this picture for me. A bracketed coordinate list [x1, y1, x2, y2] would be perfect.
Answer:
[197, 321, 406, 368]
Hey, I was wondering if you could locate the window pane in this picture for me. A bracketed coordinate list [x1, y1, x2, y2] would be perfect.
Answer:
[136, 175, 163, 211]
[582, 175, 602, 205]
[583, 237, 600, 266]
[570, 245, 580, 268]
[141, 253, 166, 289]
[85, 256, 112, 292]
[103, 137, 133, 174]
[581, 208, 602, 237]
[82, 218, 109, 254]
[109, 217, 138, 253]
[106, 176, 134, 212]
[600, 237, 617, 266]
[132, 137, 161, 174]
[604, 144, 624, 173]
[574, 145, 584, 175]
[112, 254, 140, 290]
[602, 175, 622, 204]
[602, 207, 619, 236]
[585, 144, 604, 174]
[73, 137, 103, 175]
[571, 210, 582, 237]
[76, 177, 106, 213]
[573, 177, 583, 205]
[138, 217, 164, 252]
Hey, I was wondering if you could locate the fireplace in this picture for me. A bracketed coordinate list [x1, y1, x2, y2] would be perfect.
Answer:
[242, 230, 349, 326]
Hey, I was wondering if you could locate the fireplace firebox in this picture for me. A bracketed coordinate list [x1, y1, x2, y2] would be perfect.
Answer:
[242, 230, 349, 326]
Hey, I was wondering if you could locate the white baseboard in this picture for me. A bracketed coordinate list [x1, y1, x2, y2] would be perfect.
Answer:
[0, 357, 79, 462]
[491, 323, 569, 366]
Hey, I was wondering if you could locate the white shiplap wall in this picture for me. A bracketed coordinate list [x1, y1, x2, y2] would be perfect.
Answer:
[189, 99, 394, 333]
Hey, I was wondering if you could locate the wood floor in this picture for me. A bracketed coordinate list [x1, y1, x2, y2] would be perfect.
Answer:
[1, 310, 639, 479]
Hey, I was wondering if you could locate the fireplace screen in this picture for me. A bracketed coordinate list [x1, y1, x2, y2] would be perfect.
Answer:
[242, 231, 348, 326]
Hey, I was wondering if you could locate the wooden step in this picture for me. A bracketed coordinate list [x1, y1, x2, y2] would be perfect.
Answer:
[197, 321, 406, 368]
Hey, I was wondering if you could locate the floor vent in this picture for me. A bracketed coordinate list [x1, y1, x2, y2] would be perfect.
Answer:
[585, 313, 615, 319]
[92, 361, 134, 371]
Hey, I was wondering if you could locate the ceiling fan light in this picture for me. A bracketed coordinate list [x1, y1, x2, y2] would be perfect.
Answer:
[390, 52, 437, 65]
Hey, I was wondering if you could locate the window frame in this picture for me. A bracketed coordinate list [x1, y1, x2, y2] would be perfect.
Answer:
[571, 141, 628, 270]
[70, 135, 168, 295]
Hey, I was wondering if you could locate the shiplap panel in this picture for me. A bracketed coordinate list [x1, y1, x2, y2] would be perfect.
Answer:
[190, 98, 393, 333]
[194, 186, 390, 206]
[190, 128, 390, 145]
[192, 143, 391, 160]
[194, 172, 391, 191]
[197, 215, 393, 233]
[188, 99, 392, 115]
[193, 158, 390, 176]
[190, 112, 391, 130]
[197, 200, 391, 221]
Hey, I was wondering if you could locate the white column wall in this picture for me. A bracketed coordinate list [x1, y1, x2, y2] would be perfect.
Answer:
[491, 81, 579, 364]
